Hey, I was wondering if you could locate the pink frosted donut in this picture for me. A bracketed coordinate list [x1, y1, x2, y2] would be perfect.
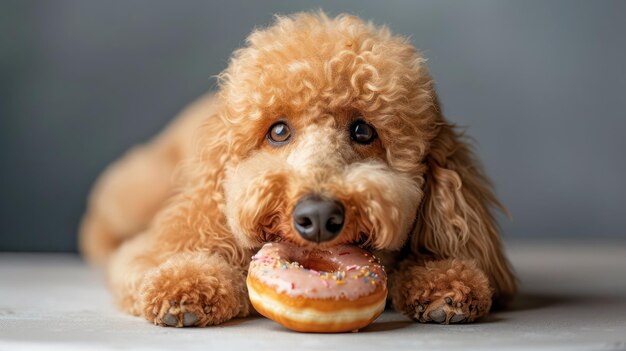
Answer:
[247, 242, 387, 332]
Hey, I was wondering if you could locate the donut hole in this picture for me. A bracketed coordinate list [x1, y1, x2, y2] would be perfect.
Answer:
[301, 258, 337, 272]
[300, 256, 338, 273]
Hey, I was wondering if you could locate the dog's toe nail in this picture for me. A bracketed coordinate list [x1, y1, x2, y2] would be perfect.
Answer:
[417, 304, 425, 312]
[444, 297, 453, 305]
[428, 308, 446, 323]
[183, 312, 198, 326]
[163, 313, 178, 327]
[450, 314, 466, 323]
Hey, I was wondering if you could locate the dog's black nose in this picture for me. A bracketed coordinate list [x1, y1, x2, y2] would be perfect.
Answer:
[293, 195, 344, 243]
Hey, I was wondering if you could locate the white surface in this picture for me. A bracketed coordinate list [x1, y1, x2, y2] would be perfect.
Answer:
[1, 241, 626, 351]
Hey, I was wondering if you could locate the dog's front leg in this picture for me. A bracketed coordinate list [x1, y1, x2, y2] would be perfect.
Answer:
[141, 251, 249, 327]
[107, 193, 250, 327]
[389, 256, 493, 324]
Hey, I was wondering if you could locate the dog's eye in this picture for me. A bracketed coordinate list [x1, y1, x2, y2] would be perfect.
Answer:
[267, 121, 292, 145]
[350, 120, 377, 145]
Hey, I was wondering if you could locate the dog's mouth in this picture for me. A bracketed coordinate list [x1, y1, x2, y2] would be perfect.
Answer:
[248, 203, 361, 250]
[253, 214, 371, 250]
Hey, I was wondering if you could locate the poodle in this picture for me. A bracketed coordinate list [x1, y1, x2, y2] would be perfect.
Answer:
[79, 11, 516, 327]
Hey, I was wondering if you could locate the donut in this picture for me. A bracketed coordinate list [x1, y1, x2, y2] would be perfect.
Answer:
[247, 242, 387, 333]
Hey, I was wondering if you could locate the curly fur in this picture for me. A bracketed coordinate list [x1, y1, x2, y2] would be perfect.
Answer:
[80, 11, 516, 327]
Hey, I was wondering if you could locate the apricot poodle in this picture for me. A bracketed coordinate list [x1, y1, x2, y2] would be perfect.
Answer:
[80, 12, 516, 327]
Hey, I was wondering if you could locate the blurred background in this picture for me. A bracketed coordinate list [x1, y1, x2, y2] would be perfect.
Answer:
[1, 0, 625, 252]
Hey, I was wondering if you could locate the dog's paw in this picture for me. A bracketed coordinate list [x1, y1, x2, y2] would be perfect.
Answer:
[390, 258, 493, 324]
[140, 252, 249, 327]
[158, 300, 202, 327]
[413, 294, 481, 324]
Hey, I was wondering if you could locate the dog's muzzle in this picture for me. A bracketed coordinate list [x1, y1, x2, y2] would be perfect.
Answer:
[292, 194, 344, 243]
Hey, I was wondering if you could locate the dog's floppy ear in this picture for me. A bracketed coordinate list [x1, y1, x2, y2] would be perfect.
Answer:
[411, 109, 517, 301]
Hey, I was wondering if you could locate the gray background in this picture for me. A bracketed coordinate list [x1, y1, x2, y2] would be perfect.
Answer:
[1, 0, 625, 252]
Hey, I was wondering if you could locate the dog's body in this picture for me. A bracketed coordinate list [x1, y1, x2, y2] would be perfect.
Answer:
[80, 12, 516, 327]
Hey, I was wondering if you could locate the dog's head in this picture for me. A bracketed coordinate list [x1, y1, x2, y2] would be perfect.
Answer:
[209, 13, 498, 258]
